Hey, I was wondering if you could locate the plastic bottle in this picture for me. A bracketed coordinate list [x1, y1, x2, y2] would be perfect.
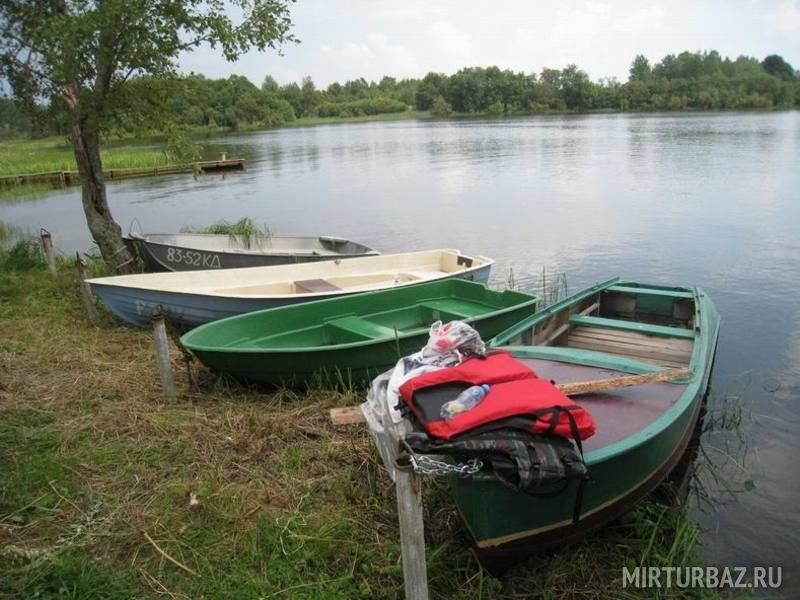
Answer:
[440, 384, 491, 420]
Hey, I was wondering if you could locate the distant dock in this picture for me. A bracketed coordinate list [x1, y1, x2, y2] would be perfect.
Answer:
[0, 157, 246, 186]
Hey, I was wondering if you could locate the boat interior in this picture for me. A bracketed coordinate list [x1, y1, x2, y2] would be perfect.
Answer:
[206, 286, 532, 350]
[90, 250, 492, 297]
[210, 254, 485, 296]
[217, 271, 433, 296]
[503, 283, 698, 452]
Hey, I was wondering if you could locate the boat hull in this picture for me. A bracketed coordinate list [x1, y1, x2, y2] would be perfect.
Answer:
[450, 283, 719, 570]
[182, 280, 538, 387]
[125, 234, 379, 272]
[91, 261, 492, 329]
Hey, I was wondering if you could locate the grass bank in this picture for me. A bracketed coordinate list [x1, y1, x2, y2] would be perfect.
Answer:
[0, 113, 429, 178]
[0, 138, 177, 178]
[0, 255, 738, 599]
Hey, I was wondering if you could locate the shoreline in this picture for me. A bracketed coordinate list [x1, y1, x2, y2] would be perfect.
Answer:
[0, 259, 734, 599]
[2, 107, 796, 179]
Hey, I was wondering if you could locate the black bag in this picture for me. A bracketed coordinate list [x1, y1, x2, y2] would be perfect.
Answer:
[403, 428, 590, 523]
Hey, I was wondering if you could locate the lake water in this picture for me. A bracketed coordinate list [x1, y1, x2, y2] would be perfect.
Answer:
[2, 112, 799, 589]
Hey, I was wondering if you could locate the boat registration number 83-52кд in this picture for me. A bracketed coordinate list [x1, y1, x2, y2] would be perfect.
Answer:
[165, 247, 222, 269]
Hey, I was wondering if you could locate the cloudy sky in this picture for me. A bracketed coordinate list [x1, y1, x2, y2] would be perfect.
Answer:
[180, 0, 800, 87]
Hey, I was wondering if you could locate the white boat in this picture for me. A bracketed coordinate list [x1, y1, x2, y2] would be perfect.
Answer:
[124, 232, 379, 272]
[87, 249, 494, 328]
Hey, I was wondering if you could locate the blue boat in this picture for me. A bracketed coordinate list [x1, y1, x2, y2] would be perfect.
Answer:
[87, 250, 494, 328]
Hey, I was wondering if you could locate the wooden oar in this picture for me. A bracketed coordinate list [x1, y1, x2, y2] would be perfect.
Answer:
[329, 367, 691, 425]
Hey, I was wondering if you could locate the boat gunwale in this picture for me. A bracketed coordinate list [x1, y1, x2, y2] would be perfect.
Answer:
[132, 233, 379, 257]
[181, 281, 539, 354]
[489, 279, 719, 466]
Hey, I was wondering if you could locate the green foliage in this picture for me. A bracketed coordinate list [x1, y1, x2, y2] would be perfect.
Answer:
[0, 231, 46, 272]
[629, 55, 652, 81]
[182, 217, 268, 237]
[164, 124, 202, 163]
[0, 96, 31, 138]
[487, 101, 504, 116]
[431, 95, 453, 116]
[407, 50, 800, 115]
[1, 1, 296, 117]
[182, 217, 271, 248]
[761, 54, 797, 81]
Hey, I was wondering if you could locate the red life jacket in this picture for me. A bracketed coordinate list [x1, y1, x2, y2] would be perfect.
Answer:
[399, 351, 596, 442]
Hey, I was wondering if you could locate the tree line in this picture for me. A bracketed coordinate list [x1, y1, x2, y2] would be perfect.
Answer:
[2, 50, 798, 138]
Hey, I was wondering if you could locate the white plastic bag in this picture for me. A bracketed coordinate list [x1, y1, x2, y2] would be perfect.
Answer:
[423, 320, 486, 358]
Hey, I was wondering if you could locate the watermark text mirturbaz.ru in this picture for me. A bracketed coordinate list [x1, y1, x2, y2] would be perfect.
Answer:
[622, 566, 782, 590]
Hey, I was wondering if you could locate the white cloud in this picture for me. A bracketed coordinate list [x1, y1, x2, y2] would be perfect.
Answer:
[316, 33, 419, 82]
[550, 2, 610, 46]
[614, 5, 665, 33]
[765, 1, 800, 34]
[429, 21, 472, 60]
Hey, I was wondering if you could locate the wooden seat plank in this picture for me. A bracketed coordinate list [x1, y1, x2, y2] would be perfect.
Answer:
[328, 316, 397, 339]
[570, 327, 693, 352]
[569, 314, 694, 339]
[568, 334, 691, 361]
[607, 285, 694, 299]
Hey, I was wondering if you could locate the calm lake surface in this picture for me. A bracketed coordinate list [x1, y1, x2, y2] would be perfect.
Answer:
[3, 111, 799, 588]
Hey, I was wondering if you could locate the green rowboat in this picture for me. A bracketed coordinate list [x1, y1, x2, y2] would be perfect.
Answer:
[181, 279, 539, 386]
[450, 278, 719, 569]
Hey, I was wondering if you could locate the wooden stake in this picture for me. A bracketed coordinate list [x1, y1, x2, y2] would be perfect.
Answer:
[329, 367, 692, 425]
[75, 252, 99, 323]
[388, 420, 429, 600]
[151, 308, 176, 398]
[40, 229, 56, 274]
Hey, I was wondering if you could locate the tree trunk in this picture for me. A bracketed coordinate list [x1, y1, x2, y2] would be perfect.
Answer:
[64, 82, 136, 274]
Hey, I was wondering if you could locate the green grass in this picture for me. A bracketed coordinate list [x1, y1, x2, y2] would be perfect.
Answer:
[0, 137, 174, 177]
[0, 262, 743, 599]
[182, 216, 270, 237]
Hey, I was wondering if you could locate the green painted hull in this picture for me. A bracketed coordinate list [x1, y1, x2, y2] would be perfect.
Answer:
[181, 279, 539, 386]
[451, 280, 720, 568]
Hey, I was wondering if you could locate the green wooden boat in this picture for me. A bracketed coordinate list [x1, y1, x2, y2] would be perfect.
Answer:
[180, 279, 539, 387]
[449, 278, 719, 569]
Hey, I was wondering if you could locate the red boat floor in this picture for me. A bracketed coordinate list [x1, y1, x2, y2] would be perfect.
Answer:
[518, 358, 688, 452]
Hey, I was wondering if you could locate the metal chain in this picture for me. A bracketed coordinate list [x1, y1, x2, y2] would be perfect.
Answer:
[400, 439, 483, 478]
[411, 454, 483, 477]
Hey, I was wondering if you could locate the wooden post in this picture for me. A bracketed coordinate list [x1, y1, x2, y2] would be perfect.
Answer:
[388, 420, 429, 600]
[219, 151, 227, 161]
[40, 229, 56, 274]
[151, 308, 176, 398]
[75, 252, 99, 323]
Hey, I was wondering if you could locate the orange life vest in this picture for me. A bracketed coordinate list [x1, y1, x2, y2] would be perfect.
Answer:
[399, 350, 596, 442]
